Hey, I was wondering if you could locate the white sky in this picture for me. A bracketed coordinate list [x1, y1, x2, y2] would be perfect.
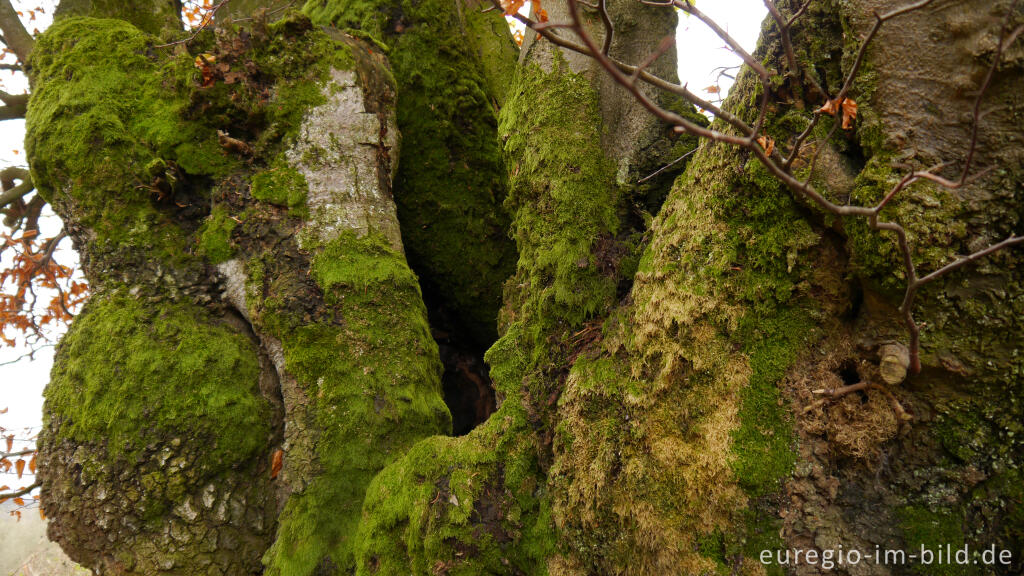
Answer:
[0, 1, 768, 488]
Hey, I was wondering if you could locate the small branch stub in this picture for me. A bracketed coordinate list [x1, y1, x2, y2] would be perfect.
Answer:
[879, 343, 911, 385]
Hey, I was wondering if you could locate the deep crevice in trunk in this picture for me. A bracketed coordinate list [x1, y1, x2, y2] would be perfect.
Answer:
[421, 284, 497, 436]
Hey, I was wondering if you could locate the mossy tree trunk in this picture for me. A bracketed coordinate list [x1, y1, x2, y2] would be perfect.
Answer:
[29, 0, 1024, 575]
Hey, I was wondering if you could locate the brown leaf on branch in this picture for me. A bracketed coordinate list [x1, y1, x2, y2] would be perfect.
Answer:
[15, 459, 24, 479]
[757, 135, 775, 156]
[841, 98, 858, 129]
[816, 97, 857, 130]
[270, 449, 283, 479]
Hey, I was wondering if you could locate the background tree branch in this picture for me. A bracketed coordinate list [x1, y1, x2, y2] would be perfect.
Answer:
[0, 0, 34, 64]
[0, 167, 32, 209]
[0, 89, 28, 120]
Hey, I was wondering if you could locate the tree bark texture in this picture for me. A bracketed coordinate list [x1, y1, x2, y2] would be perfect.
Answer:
[28, 0, 1024, 575]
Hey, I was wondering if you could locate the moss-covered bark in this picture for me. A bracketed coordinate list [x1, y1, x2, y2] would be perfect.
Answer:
[30, 5, 449, 575]
[542, 1, 1024, 573]
[29, 14, 280, 575]
[305, 0, 519, 347]
[30, 0, 1024, 574]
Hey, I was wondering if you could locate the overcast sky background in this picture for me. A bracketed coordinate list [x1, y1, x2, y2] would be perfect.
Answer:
[0, 0, 768, 487]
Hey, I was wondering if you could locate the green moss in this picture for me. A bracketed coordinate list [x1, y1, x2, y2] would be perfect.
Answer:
[844, 153, 971, 295]
[25, 17, 235, 269]
[251, 16, 357, 152]
[250, 158, 309, 214]
[350, 48, 617, 574]
[53, 0, 182, 36]
[45, 292, 270, 465]
[311, 231, 419, 292]
[197, 204, 238, 264]
[898, 506, 970, 576]
[498, 58, 619, 332]
[256, 232, 451, 574]
[730, 308, 813, 496]
[355, 410, 554, 575]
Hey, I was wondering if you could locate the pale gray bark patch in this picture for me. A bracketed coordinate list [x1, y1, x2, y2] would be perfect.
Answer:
[287, 68, 404, 253]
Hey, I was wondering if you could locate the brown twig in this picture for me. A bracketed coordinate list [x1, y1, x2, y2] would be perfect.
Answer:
[763, 0, 824, 98]
[0, 482, 40, 501]
[153, 0, 232, 49]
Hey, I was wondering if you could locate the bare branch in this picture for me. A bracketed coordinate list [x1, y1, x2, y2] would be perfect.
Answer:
[0, 167, 31, 209]
[0, 89, 28, 121]
[0, 343, 54, 366]
[595, 0, 613, 56]
[0, 482, 39, 501]
[763, 0, 824, 98]
[0, 0, 33, 63]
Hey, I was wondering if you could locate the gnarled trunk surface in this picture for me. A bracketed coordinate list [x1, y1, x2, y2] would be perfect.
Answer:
[29, 0, 1024, 575]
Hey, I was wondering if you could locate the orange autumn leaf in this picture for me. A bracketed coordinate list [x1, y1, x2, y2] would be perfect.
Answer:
[39, 507, 45, 520]
[816, 96, 857, 130]
[4, 435, 11, 453]
[757, 135, 775, 156]
[15, 459, 25, 479]
[29, 454, 36, 474]
[704, 85, 720, 94]
[500, 0, 526, 15]
[534, 0, 548, 22]
[840, 97, 858, 129]
[270, 449, 283, 479]
[12, 497, 24, 506]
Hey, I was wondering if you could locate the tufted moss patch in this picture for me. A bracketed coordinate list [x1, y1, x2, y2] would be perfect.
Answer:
[25, 14, 351, 281]
[730, 308, 812, 497]
[355, 408, 555, 576]
[310, 231, 419, 292]
[44, 291, 270, 467]
[197, 203, 239, 264]
[250, 156, 309, 218]
[25, 17, 233, 272]
[898, 506, 970, 576]
[498, 57, 619, 333]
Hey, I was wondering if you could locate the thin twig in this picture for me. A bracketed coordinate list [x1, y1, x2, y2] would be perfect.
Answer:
[637, 147, 697, 184]
[0, 481, 40, 501]
[153, 0, 232, 49]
